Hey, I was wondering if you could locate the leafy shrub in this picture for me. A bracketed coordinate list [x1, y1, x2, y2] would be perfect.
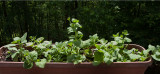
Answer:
[2, 18, 159, 69]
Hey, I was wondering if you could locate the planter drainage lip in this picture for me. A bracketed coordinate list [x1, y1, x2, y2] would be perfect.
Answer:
[0, 44, 152, 68]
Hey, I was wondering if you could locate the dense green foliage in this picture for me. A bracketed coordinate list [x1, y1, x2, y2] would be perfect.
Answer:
[3, 18, 159, 69]
[0, 1, 160, 73]
[0, 1, 160, 48]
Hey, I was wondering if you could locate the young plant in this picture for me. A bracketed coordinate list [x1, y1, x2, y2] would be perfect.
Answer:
[2, 18, 160, 69]
[66, 17, 86, 64]
[4, 34, 52, 69]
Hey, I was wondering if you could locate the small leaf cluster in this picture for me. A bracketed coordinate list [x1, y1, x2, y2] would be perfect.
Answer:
[146, 45, 160, 61]
[92, 31, 148, 66]
[4, 34, 52, 69]
[3, 18, 159, 69]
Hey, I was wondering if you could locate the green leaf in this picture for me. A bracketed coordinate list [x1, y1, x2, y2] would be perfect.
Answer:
[104, 52, 110, 57]
[76, 23, 82, 28]
[117, 53, 122, 59]
[36, 37, 44, 43]
[37, 44, 46, 49]
[67, 17, 70, 21]
[23, 50, 29, 57]
[151, 54, 160, 61]
[29, 36, 36, 41]
[78, 31, 83, 39]
[6, 54, 11, 59]
[22, 40, 27, 43]
[73, 55, 86, 64]
[94, 50, 104, 62]
[123, 49, 132, 54]
[69, 35, 75, 39]
[68, 41, 73, 46]
[80, 55, 86, 61]
[8, 47, 18, 51]
[90, 34, 98, 45]
[35, 59, 47, 68]
[84, 49, 90, 55]
[155, 52, 160, 55]
[21, 32, 27, 43]
[122, 30, 129, 36]
[72, 18, 79, 23]
[99, 39, 108, 45]
[124, 37, 132, 42]
[42, 41, 52, 47]
[92, 61, 101, 66]
[29, 51, 38, 61]
[140, 56, 147, 61]
[43, 52, 49, 57]
[26, 42, 34, 47]
[23, 60, 33, 69]
[104, 57, 113, 65]
[111, 41, 118, 45]
[67, 54, 85, 64]
[73, 40, 81, 47]
[143, 50, 150, 56]
[4, 44, 16, 48]
[148, 45, 156, 51]
[129, 54, 141, 61]
[47, 54, 52, 62]
[113, 33, 119, 37]
[25, 50, 37, 62]
[114, 37, 121, 41]
[114, 37, 123, 43]
[12, 37, 21, 43]
[13, 37, 21, 41]
[95, 44, 101, 49]
[67, 27, 73, 34]
[81, 39, 90, 48]
[67, 54, 77, 63]
[11, 52, 18, 59]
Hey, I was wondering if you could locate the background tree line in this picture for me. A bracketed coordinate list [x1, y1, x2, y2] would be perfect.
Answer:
[0, 1, 160, 73]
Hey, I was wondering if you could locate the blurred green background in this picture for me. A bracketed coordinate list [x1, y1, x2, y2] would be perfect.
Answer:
[0, 1, 160, 73]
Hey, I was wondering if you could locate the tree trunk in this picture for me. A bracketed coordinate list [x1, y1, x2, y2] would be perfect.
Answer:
[2, 1, 7, 17]
[47, 6, 50, 40]
[137, 2, 141, 17]
[23, 2, 29, 33]
[74, 0, 78, 18]
[64, 2, 69, 29]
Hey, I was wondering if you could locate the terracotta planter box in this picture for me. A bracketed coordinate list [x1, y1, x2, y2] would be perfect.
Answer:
[0, 44, 152, 74]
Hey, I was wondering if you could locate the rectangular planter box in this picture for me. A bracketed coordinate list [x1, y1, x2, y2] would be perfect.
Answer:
[0, 44, 152, 74]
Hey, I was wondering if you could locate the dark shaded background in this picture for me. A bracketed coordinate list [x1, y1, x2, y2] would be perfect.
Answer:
[0, 1, 160, 73]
